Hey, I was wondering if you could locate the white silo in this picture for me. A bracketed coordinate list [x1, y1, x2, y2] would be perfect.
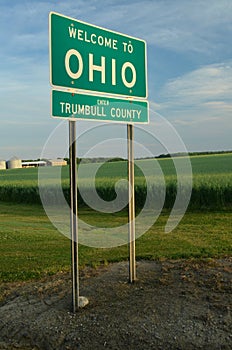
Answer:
[6, 157, 22, 169]
[0, 160, 6, 170]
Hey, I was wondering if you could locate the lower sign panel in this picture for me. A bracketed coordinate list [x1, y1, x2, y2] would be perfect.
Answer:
[51, 90, 149, 124]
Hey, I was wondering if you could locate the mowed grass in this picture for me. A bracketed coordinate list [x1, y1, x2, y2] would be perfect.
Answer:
[0, 202, 231, 283]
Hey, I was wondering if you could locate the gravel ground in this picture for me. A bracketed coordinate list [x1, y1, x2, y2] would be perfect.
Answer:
[0, 258, 231, 350]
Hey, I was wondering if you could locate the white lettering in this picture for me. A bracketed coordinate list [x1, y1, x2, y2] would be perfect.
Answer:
[91, 33, 97, 44]
[60, 102, 65, 113]
[121, 62, 136, 89]
[98, 35, 104, 46]
[97, 99, 109, 106]
[122, 41, 134, 53]
[70, 28, 118, 50]
[104, 37, 112, 48]
[64, 50, 137, 90]
[110, 108, 141, 120]
[65, 49, 83, 80]
[111, 108, 116, 117]
[77, 29, 83, 41]
[89, 54, 106, 84]
[128, 41, 133, 54]
[113, 40, 118, 50]
[60, 104, 107, 117]
[112, 58, 116, 86]
[84, 31, 90, 43]
[65, 103, 71, 114]
[116, 108, 121, 118]
[71, 104, 77, 114]
[126, 110, 131, 118]
[85, 105, 90, 115]
[78, 105, 85, 114]
[69, 26, 77, 38]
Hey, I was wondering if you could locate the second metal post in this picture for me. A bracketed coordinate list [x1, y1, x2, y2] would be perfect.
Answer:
[127, 124, 136, 283]
[69, 121, 79, 312]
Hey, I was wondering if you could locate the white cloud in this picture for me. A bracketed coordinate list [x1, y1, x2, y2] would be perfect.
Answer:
[159, 62, 232, 109]
[154, 61, 232, 151]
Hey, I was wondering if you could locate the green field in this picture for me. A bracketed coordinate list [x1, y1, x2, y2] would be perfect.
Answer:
[0, 153, 231, 283]
[0, 153, 232, 209]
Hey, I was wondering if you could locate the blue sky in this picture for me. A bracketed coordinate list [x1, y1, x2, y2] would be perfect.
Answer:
[1, 0, 232, 159]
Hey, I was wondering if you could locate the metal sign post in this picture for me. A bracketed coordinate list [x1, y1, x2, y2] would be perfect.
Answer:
[127, 124, 136, 283]
[69, 121, 79, 311]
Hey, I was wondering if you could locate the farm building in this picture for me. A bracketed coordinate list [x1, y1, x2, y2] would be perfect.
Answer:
[0, 160, 6, 170]
[22, 161, 47, 168]
[21, 159, 67, 168]
[3, 157, 67, 169]
[46, 159, 67, 166]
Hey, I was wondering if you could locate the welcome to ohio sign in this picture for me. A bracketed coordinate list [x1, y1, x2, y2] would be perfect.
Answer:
[49, 12, 147, 98]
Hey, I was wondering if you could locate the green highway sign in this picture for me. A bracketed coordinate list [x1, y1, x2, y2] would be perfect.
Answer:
[49, 12, 147, 98]
[51, 89, 149, 124]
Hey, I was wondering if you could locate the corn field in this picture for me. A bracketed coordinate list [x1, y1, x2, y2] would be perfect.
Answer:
[0, 153, 231, 210]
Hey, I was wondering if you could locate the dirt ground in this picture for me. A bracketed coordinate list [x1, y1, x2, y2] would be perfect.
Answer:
[0, 258, 231, 350]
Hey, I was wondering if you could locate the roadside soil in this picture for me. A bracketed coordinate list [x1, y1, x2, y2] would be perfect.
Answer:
[0, 258, 231, 350]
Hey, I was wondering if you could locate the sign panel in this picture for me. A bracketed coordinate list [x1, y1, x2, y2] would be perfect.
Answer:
[52, 90, 149, 124]
[49, 12, 147, 98]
